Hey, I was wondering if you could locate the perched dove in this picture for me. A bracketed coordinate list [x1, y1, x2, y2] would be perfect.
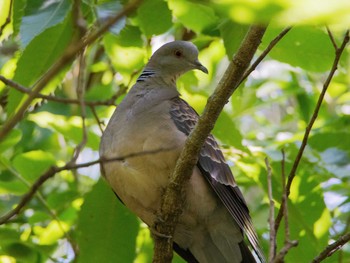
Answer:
[99, 41, 265, 263]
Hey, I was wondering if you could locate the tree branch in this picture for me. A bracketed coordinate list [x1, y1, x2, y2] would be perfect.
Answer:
[272, 150, 298, 262]
[0, 75, 118, 106]
[312, 233, 350, 263]
[273, 240, 298, 263]
[0, 0, 143, 141]
[152, 25, 267, 263]
[0, 147, 172, 225]
[274, 29, 350, 233]
[265, 157, 276, 261]
[240, 26, 292, 85]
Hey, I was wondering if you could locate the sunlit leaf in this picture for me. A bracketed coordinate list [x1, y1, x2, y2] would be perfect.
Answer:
[220, 20, 250, 58]
[168, 0, 219, 34]
[137, 0, 172, 37]
[104, 33, 146, 76]
[20, 0, 71, 47]
[261, 26, 334, 72]
[7, 15, 74, 114]
[12, 150, 56, 182]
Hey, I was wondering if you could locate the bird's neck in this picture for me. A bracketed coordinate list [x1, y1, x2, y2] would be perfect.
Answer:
[136, 67, 178, 87]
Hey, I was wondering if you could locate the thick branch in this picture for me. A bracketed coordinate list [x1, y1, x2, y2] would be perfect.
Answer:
[274, 30, 350, 233]
[0, 0, 142, 141]
[152, 25, 267, 263]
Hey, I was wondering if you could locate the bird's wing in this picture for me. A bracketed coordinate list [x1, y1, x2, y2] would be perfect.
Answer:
[169, 96, 265, 263]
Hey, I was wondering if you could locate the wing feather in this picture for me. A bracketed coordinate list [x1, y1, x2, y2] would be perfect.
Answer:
[169, 97, 265, 263]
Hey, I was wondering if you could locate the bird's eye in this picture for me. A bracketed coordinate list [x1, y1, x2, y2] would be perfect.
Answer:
[174, 50, 183, 57]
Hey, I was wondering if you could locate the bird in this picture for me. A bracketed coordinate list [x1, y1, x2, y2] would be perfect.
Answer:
[99, 40, 265, 263]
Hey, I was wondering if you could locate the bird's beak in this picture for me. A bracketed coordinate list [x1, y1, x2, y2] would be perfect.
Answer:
[194, 60, 208, 74]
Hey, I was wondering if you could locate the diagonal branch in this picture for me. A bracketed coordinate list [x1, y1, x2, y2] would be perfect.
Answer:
[0, 0, 143, 142]
[0, 147, 173, 225]
[240, 26, 292, 85]
[312, 233, 350, 263]
[152, 24, 267, 263]
[0, 75, 117, 106]
[274, 30, 350, 233]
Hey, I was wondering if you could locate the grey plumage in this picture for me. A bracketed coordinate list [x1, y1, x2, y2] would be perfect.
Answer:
[99, 41, 265, 263]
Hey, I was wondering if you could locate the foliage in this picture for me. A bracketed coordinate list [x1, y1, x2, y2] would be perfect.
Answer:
[0, 0, 349, 262]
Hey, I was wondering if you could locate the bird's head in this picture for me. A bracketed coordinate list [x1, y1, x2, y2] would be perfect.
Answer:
[147, 41, 208, 77]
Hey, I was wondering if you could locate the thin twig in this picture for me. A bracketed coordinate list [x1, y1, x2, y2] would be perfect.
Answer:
[272, 150, 298, 262]
[281, 149, 290, 241]
[274, 30, 350, 233]
[265, 157, 276, 262]
[326, 27, 338, 50]
[312, 233, 350, 263]
[0, 0, 143, 142]
[72, 0, 86, 37]
[273, 240, 298, 263]
[338, 215, 350, 261]
[72, 51, 88, 162]
[0, 147, 174, 225]
[0, 0, 13, 37]
[89, 105, 104, 133]
[239, 27, 292, 85]
[0, 75, 116, 106]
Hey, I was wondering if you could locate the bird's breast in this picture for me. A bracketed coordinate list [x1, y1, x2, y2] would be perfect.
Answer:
[100, 100, 186, 225]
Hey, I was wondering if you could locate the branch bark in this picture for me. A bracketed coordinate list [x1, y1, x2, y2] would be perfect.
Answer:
[152, 25, 267, 263]
[312, 233, 350, 263]
[274, 29, 350, 233]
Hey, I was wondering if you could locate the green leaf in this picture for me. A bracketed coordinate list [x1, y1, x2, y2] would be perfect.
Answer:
[0, 228, 20, 245]
[309, 132, 350, 153]
[20, 0, 71, 47]
[28, 112, 100, 150]
[12, 150, 56, 182]
[3, 242, 38, 262]
[261, 26, 334, 72]
[77, 179, 139, 263]
[116, 25, 144, 48]
[103, 33, 146, 75]
[0, 180, 28, 195]
[213, 111, 244, 150]
[168, 0, 219, 34]
[0, 129, 22, 152]
[12, 0, 27, 36]
[219, 20, 249, 58]
[0, 0, 13, 41]
[7, 15, 74, 115]
[137, 0, 172, 37]
[281, 169, 331, 262]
